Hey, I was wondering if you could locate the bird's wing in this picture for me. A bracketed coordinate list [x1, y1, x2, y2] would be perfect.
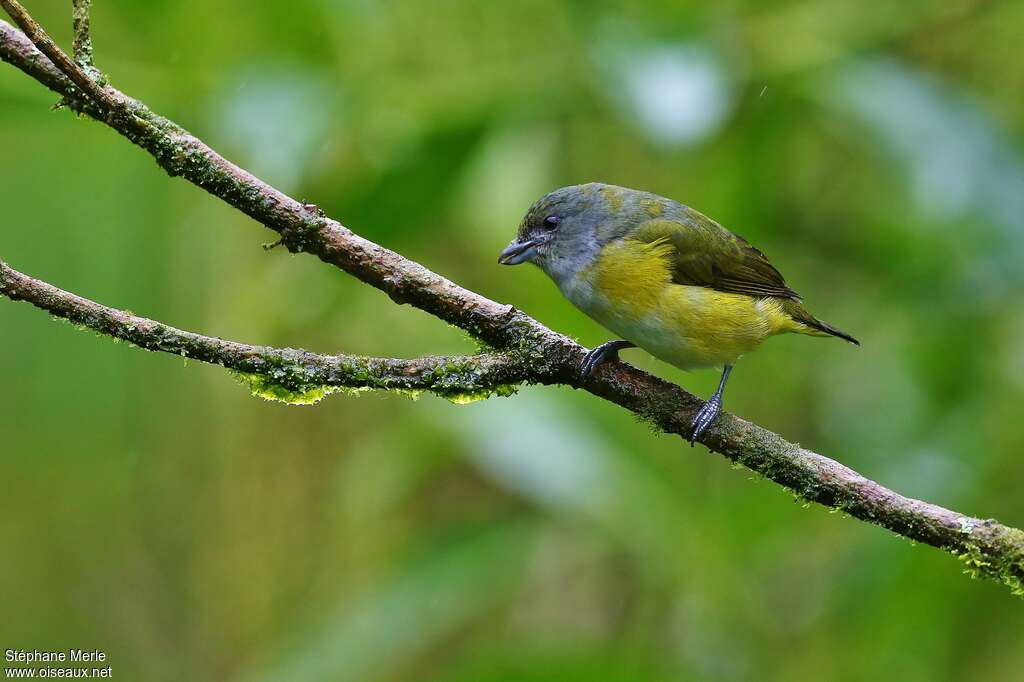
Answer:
[633, 212, 801, 300]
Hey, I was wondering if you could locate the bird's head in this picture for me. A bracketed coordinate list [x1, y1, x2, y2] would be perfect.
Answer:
[499, 183, 646, 285]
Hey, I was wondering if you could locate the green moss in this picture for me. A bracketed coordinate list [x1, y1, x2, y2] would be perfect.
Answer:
[231, 368, 518, 407]
[394, 388, 424, 401]
[438, 383, 518, 405]
[954, 534, 1024, 597]
[233, 371, 343, 405]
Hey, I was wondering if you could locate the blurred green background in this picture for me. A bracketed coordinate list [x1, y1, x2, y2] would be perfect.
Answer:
[2, 0, 1023, 680]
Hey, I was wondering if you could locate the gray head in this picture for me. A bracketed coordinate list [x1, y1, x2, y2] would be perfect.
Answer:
[498, 183, 658, 286]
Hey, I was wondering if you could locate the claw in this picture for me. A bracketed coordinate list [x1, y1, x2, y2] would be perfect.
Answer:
[688, 395, 722, 445]
[688, 365, 732, 446]
[580, 340, 635, 379]
[580, 351, 599, 378]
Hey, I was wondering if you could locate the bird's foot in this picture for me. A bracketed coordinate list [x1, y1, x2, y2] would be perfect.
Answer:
[580, 340, 635, 379]
[689, 394, 722, 445]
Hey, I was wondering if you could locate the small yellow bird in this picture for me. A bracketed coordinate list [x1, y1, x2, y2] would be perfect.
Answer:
[499, 183, 858, 442]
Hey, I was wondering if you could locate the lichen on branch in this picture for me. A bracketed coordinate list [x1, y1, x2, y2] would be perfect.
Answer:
[0, 260, 538, 404]
[71, 0, 92, 68]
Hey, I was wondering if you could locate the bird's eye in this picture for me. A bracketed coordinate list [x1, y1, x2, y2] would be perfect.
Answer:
[542, 215, 561, 230]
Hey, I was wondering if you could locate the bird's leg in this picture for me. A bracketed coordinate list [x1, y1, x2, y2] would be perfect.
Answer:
[689, 364, 733, 445]
[580, 340, 636, 378]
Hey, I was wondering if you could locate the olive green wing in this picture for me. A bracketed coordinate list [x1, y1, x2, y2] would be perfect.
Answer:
[632, 211, 800, 301]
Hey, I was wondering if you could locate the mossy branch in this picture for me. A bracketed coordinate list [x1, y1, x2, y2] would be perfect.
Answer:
[71, 0, 92, 68]
[0, 261, 536, 403]
[1, 6, 1022, 595]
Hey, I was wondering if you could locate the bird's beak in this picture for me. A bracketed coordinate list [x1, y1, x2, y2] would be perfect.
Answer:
[498, 238, 539, 265]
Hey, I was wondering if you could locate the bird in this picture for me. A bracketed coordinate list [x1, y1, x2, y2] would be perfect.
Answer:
[498, 183, 858, 443]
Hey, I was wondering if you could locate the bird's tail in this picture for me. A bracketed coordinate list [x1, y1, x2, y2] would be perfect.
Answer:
[783, 301, 860, 346]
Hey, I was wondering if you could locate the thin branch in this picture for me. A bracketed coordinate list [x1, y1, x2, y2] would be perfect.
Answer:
[0, 7, 527, 349]
[0, 260, 537, 401]
[71, 0, 91, 68]
[1, 12, 1022, 594]
[1, 0, 114, 110]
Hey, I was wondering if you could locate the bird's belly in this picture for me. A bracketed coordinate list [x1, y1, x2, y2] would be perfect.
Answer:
[563, 277, 784, 370]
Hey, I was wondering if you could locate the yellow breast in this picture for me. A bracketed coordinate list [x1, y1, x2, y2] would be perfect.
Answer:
[569, 239, 794, 369]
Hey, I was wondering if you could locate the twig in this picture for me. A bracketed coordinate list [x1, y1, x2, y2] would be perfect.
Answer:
[0, 13, 1022, 594]
[1, 0, 113, 110]
[0, 260, 537, 401]
[71, 0, 91, 68]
